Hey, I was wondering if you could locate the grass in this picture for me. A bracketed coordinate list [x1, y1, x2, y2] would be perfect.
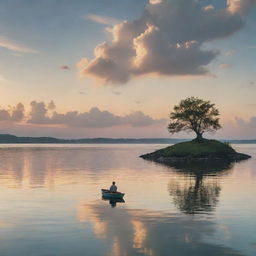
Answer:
[154, 139, 236, 157]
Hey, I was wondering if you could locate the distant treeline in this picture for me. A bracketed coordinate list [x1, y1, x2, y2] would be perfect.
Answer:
[0, 134, 255, 144]
[0, 134, 185, 144]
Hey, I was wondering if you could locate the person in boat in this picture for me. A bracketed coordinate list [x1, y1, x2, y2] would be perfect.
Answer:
[109, 181, 117, 193]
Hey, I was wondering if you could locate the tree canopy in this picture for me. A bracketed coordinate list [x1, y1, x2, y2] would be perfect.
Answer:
[168, 97, 221, 140]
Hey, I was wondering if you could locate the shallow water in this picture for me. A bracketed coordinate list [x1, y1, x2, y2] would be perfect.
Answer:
[0, 144, 255, 256]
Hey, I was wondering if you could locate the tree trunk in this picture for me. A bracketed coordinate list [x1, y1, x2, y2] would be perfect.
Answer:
[196, 132, 203, 142]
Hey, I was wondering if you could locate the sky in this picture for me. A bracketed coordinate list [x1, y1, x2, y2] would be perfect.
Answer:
[0, 0, 256, 139]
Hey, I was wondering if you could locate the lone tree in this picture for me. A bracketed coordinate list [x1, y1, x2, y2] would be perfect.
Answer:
[168, 97, 221, 141]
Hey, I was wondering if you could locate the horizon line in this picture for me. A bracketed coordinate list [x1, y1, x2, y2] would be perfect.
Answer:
[0, 134, 255, 142]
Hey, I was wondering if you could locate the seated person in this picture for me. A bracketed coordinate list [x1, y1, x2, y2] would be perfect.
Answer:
[109, 181, 117, 193]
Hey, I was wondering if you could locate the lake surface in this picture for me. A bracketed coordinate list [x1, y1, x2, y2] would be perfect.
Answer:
[0, 144, 255, 256]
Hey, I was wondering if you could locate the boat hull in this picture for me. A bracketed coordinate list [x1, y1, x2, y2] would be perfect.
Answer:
[101, 189, 125, 199]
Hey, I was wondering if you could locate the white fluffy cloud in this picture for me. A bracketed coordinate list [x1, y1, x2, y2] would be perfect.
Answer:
[78, 0, 255, 84]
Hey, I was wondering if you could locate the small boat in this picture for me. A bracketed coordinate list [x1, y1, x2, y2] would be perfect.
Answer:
[101, 189, 125, 199]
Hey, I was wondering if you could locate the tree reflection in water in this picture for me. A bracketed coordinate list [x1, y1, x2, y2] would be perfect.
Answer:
[166, 160, 235, 214]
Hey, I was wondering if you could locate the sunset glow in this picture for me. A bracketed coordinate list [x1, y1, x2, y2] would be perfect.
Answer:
[0, 0, 255, 139]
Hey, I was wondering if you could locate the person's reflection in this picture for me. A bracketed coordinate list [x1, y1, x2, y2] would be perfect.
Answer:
[110, 199, 117, 208]
[167, 160, 234, 214]
[102, 197, 125, 208]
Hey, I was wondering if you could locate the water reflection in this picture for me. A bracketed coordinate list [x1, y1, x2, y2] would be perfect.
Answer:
[0, 146, 153, 189]
[169, 174, 221, 214]
[160, 159, 235, 175]
[0, 145, 254, 256]
[102, 197, 125, 208]
[164, 160, 234, 215]
[78, 201, 245, 256]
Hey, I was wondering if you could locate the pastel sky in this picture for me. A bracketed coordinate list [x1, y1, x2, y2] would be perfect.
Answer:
[0, 0, 256, 139]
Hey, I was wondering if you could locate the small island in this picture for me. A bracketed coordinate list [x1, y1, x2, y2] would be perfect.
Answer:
[140, 138, 251, 163]
[140, 97, 251, 164]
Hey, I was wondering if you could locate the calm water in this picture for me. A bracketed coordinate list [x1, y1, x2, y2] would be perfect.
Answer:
[0, 144, 255, 256]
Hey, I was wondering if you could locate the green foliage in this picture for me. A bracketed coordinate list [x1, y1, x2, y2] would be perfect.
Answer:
[155, 139, 235, 157]
[168, 97, 221, 139]
[223, 141, 234, 150]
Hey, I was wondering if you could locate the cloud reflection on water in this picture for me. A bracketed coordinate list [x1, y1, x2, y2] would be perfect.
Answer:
[78, 200, 245, 256]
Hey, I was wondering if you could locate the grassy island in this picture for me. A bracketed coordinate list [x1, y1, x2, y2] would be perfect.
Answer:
[141, 97, 252, 165]
[140, 139, 251, 163]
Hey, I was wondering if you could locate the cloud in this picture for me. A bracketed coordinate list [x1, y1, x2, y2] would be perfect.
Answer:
[61, 65, 70, 70]
[227, 0, 256, 15]
[250, 117, 256, 127]
[78, 0, 255, 85]
[218, 63, 231, 69]
[203, 5, 215, 11]
[27, 101, 50, 124]
[238, 116, 256, 128]
[49, 107, 121, 128]
[47, 100, 56, 110]
[1, 101, 256, 139]
[0, 109, 11, 121]
[85, 14, 121, 26]
[122, 111, 164, 127]
[0, 101, 166, 129]
[224, 50, 235, 56]
[0, 36, 37, 54]
[216, 116, 256, 139]
[0, 103, 25, 122]
[26, 101, 165, 128]
[11, 103, 25, 122]
[150, 0, 162, 4]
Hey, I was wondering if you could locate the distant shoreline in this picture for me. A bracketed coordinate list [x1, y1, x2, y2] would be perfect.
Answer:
[0, 134, 255, 144]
